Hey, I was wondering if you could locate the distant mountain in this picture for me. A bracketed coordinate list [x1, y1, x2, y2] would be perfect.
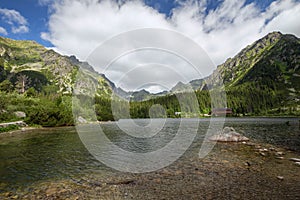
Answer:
[170, 79, 206, 93]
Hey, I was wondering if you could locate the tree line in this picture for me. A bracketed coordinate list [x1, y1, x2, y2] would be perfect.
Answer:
[0, 76, 298, 127]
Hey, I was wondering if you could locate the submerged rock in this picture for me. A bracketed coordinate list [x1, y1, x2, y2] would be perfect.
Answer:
[209, 127, 249, 142]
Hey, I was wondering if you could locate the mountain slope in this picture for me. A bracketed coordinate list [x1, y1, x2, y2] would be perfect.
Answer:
[133, 32, 300, 117]
[0, 36, 116, 124]
[214, 32, 299, 88]
[218, 32, 300, 110]
[0, 37, 114, 96]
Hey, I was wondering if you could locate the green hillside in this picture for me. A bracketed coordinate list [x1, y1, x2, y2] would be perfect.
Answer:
[0, 37, 113, 126]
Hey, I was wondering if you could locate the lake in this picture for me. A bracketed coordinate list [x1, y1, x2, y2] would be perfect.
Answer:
[0, 118, 299, 199]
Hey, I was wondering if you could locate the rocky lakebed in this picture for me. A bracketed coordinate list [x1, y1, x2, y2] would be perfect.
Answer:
[0, 119, 300, 200]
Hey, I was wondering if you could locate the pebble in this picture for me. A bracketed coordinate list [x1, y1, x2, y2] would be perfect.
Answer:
[4, 192, 11, 197]
[259, 149, 268, 152]
[275, 152, 284, 156]
[260, 152, 266, 156]
[246, 143, 255, 146]
[276, 157, 284, 160]
[46, 187, 57, 196]
[277, 176, 284, 180]
[289, 158, 300, 162]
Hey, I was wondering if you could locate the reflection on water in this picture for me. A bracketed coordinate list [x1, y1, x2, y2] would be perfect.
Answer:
[224, 118, 300, 152]
[0, 118, 299, 193]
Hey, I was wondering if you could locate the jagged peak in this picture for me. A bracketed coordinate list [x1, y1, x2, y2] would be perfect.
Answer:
[265, 31, 282, 38]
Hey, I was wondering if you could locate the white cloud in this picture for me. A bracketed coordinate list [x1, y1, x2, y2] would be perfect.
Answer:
[42, 0, 300, 92]
[0, 8, 29, 34]
[263, 1, 300, 36]
[0, 26, 8, 35]
[12, 25, 29, 34]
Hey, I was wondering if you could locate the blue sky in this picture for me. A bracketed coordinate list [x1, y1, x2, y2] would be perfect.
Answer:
[0, 0, 278, 47]
[0, 0, 299, 92]
[0, 0, 51, 46]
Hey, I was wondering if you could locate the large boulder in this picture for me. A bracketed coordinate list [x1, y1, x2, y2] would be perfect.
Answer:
[14, 111, 26, 118]
[209, 127, 249, 142]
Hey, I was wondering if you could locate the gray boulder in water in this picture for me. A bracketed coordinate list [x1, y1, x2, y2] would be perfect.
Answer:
[209, 127, 249, 142]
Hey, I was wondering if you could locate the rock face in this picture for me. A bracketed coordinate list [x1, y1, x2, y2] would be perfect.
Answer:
[209, 127, 249, 142]
[14, 111, 26, 118]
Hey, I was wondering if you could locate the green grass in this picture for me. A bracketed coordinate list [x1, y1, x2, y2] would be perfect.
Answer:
[0, 124, 19, 133]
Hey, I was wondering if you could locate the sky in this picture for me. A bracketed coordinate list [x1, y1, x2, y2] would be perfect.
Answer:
[0, 0, 300, 93]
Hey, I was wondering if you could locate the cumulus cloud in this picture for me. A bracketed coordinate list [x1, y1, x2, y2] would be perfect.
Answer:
[0, 8, 29, 34]
[0, 26, 8, 35]
[41, 0, 300, 92]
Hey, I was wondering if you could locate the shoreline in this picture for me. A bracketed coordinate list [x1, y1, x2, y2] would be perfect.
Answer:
[1, 140, 299, 199]
[0, 126, 74, 137]
[0, 116, 299, 135]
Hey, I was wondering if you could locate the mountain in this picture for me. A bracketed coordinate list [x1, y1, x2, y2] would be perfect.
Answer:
[0, 36, 115, 97]
[174, 32, 299, 100]
[173, 32, 299, 92]
[170, 79, 207, 93]
[0, 36, 118, 125]
[131, 32, 300, 117]
[207, 31, 300, 110]
[208, 32, 299, 89]
[0, 37, 75, 94]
